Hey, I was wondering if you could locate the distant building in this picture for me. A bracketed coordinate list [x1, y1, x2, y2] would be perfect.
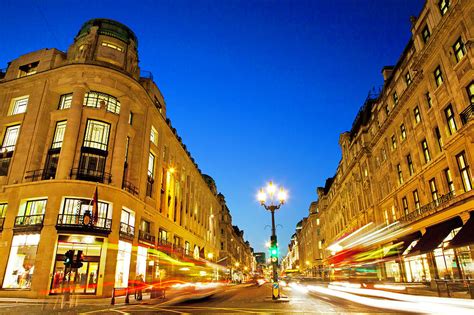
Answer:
[254, 252, 266, 265]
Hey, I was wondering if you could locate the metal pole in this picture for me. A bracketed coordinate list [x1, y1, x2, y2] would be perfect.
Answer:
[270, 208, 280, 300]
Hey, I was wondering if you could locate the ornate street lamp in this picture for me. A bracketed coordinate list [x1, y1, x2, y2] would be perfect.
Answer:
[257, 181, 287, 300]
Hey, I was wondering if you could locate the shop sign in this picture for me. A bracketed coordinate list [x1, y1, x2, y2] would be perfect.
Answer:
[399, 191, 454, 224]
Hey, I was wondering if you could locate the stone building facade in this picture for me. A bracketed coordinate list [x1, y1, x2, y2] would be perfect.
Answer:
[287, 0, 474, 283]
[0, 18, 252, 298]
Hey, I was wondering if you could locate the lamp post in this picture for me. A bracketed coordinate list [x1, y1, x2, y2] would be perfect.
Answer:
[257, 181, 287, 300]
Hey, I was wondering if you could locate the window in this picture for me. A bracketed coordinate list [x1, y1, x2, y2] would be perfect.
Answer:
[83, 91, 120, 114]
[405, 72, 412, 86]
[422, 25, 431, 43]
[435, 127, 443, 151]
[429, 178, 439, 202]
[400, 124, 407, 140]
[434, 66, 443, 87]
[444, 168, 455, 194]
[444, 104, 457, 135]
[0, 203, 7, 218]
[150, 126, 158, 146]
[10, 96, 28, 115]
[414, 106, 421, 124]
[402, 197, 409, 215]
[60, 198, 111, 227]
[120, 208, 135, 236]
[1, 125, 20, 152]
[467, 82, 474, 105]
[18, 62, 38, 78]
[438, 0, 450, 16]
[115, 241, 132, 288]
[2, 234, 40, 289]
[185, 241, 190, 255]
[16, 199, 47, 227]
[407, 154, 414, 176]
[456, 151, 472, 192]
[384, 210, 389, 225]
[391, 135, 397, 150]
[393, 92, 399, 106]
[83, 120, 110, 151]
[158, 228, 168, 242]
[397, 164, 404, 185]
[101, 41, 123, 52]
[425, 92, 432, 109]
[421, 139, 431, 163]
[385, 104, 390, 115]
[146, 152, 155, 197]
[51, 121, 67, 149]
[140, 219, 151, 233]
[128, 112, 133, 125]
[453, 37, 466, 63]
[413, 190, 420, 209]
[58, 93, 72, 110]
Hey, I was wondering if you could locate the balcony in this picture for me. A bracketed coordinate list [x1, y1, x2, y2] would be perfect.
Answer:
[399, 191, 455, 224]
[70, 168, 112, 184]
[24, 169, 56, 182]
[119, 222, 135, 241]
[56, 213, 112, 236]
[122, 180, 139, 196]
[157, 238, 173, 253]
[138, 230, 155, 246]
[14, 214, 44, 232]
[460, 104, 474, 125]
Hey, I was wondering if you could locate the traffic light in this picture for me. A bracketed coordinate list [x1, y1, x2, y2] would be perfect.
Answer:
[64, 250, 74, 267]
[74, 250, 84, 268]
[269, 244, 279, 260]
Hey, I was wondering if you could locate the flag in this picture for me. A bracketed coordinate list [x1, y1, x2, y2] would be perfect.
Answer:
[92, 184, 99, 225]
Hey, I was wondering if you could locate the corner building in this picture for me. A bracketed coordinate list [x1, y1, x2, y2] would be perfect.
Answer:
[0, 19, 241, 298]
[303, 0, 474, 283]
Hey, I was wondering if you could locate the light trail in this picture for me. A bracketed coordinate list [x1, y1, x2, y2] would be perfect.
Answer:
[288, 283, 474, 314]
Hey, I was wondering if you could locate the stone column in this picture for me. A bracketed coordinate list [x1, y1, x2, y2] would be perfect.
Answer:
[56, 85, 86, 179]
[110, 96, 130, 188]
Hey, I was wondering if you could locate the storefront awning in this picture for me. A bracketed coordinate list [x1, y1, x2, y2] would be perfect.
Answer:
[385, 231, 422, 259]
[406, 217, 463, 257]
[447, 211, 474, 249]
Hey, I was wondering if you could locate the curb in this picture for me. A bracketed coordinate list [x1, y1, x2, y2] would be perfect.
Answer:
[155, 289, 221, 306]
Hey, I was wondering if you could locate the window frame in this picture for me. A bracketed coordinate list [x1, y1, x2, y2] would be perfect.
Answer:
[444, 168, 455, 194]
[434, 66, 443, 87]
[83, 91, 121, 114]
[438, 0, 450, 16]
[58, 93, 72, 110]
[421, 139, 431, 163]
[414, 106, 421, 124]
[9, 96, 29, 116]
[82, 119, 111, 151]
[422, 25, 431, 43]
[444, 104, 457, 135]
[51, 121, 67, 149]
[453, 37, 466, 63]
[456, 151, 472, 192]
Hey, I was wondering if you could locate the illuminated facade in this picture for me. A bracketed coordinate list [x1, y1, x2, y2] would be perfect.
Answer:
[0, 18, 250, 298]
[296, 0, 474, 283]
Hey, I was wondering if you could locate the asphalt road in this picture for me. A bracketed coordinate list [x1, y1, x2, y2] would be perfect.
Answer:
[0, 283, 410, 314]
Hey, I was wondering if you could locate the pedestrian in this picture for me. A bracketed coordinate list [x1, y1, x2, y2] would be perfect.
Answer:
[135, 274, 144, 300]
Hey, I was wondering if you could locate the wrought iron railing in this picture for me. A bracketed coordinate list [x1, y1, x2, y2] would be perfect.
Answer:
[70, 168, 112, 184]
[158, 238, 173, 247]
[399, 191, 454, 224]
[122, 180, 139, 196]
[460, 104, 474, 125]
[24, 169, 56, 182]
[138, 230, 155, 244]
[14, 214, 45, 227]
[120, 222, 135, 239]
[56, 214, 112, 231]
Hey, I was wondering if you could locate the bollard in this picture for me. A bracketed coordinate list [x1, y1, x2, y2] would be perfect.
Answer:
[125, 287, 130, 304]
[468, 280, 474, 299]
[111, 288, 115, 305]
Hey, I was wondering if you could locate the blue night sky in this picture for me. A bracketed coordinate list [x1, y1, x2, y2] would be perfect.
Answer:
[0, 0, 424, 255]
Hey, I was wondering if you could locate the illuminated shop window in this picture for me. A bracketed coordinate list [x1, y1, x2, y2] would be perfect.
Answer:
[2, 234, 40, 289]
[115, 240, 132, 288]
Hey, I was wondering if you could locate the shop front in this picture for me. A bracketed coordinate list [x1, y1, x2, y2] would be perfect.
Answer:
[50, 235, 104, 294]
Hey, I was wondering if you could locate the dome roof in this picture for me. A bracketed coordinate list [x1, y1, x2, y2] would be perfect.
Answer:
[76, 18, 138, 46]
